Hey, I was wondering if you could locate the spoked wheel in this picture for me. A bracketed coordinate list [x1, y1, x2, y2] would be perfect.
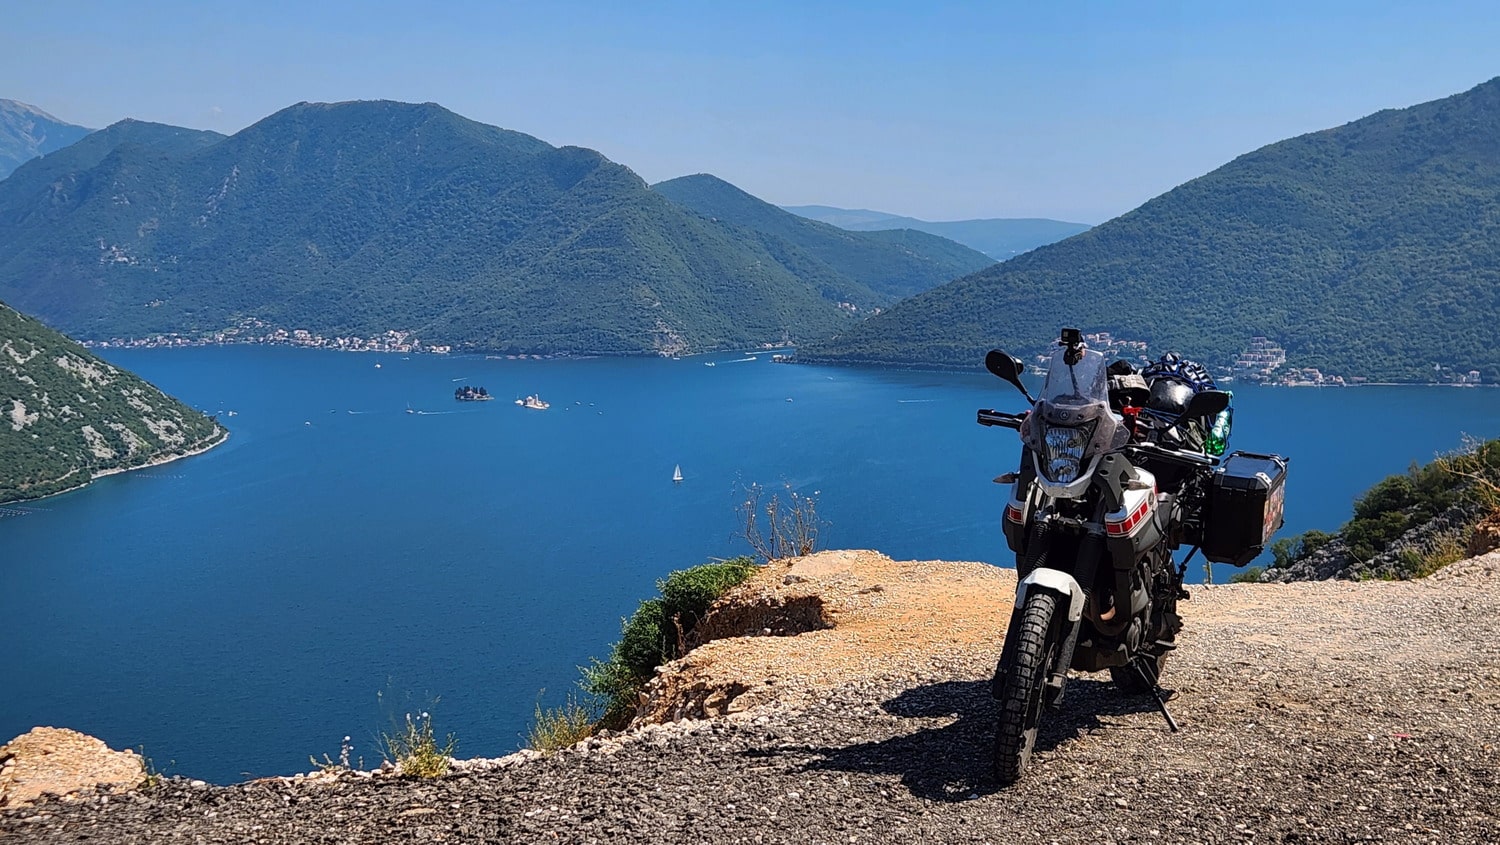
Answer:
[993, 591, 1060, 786]
[1110, 651, 1170, 694]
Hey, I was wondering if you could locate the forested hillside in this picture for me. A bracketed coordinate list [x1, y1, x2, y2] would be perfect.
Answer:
[652, 174, 993, 301]
[800, 78, 1500, 383]
[0, 100, 989, 356]
[0, 300, 224, 503]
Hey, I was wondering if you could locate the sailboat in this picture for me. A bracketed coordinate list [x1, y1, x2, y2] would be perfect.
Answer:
[672, 465, 684, 483]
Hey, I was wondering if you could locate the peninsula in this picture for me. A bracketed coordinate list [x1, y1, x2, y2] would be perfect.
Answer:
[0, 301, 226, 503]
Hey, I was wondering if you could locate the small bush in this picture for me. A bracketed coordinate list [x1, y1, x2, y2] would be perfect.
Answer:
[527, 694, 597, 753]
[382, 711, 456, 778]
[583, 557, 760, 724]
[1229, 566, 1265, 583]
[739, 483, 822, 561]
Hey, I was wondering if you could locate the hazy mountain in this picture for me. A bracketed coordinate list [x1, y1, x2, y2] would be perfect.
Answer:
[0, 99, 93, 180]
[783, 204, 1091, 260]
[0, 300, 225, 503]
[800, 77, 1500, 383]
[0, 100, 890, 355]
[653, 174, 994, 302]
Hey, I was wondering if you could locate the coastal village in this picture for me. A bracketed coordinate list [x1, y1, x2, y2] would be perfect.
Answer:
[82, 318, 453, 355]
[76, 320, 1488, 386]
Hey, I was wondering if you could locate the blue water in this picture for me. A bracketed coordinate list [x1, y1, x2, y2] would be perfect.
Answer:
[2, 346, 1496, 783]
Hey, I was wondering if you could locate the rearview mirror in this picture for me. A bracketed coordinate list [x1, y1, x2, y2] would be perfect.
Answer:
[985, 349, 1025, 383]
[984, 349, 1034, 402]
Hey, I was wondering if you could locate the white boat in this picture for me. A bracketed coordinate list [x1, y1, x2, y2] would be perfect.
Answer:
[672, 465, 683, 483]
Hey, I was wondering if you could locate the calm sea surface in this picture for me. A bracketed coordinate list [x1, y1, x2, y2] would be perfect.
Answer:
[3, 346, 1497, 782]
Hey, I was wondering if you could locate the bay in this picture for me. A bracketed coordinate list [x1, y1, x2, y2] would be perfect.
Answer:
[2, 346, 1496, 783]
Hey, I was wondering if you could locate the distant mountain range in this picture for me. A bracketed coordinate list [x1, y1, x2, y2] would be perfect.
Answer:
[783, 205, 1090, 260]
[0, 299, 225, 503]
[801, 77, 1500, 383]
[0, 99, 93, 180]
[652, 175, 993, 301]
[0, 100, 989, 356]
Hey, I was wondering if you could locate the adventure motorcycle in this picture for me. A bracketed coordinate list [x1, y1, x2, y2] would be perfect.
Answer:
[977, 328, 1287, 785]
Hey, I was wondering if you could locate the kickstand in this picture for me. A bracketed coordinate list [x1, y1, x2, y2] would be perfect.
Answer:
[1132, 660, 1180, 733]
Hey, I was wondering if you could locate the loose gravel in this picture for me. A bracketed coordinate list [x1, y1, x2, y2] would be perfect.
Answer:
[5, 553, 1498, 844]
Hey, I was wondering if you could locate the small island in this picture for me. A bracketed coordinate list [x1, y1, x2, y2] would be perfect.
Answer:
[516, 394, 550, 410]
[454, 385, 492, 402]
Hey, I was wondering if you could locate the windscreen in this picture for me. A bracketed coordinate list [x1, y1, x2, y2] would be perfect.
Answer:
[1040, 347, 1110, 406]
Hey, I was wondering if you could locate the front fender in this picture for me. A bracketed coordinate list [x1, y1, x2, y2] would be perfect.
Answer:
[1015, 567, 1085, 622]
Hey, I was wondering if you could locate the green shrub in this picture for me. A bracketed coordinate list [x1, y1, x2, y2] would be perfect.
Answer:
[1353, 475, 1416, 520]
[1229, 566, 1265, 583]
[660, 557, 758, 628]
[583, 557, 760, 724]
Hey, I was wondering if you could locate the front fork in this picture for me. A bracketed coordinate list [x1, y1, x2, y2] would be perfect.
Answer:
[992, 519, 1105, 709]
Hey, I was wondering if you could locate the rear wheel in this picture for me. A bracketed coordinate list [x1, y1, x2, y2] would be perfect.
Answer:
[994, 591, 1060, 786]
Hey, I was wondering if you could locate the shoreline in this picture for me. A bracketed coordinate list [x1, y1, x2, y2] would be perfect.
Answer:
[4, 426, 230, 506]
[88, 339, 1490, 386]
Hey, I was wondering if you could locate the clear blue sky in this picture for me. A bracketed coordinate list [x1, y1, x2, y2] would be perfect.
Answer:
[4, 1, 1497, 223]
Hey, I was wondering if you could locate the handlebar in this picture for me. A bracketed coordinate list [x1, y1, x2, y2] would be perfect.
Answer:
[1124, 441, 1217, 469]
[977, 409, 1025, 430]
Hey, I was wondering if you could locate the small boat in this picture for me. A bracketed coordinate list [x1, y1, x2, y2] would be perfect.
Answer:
[673, 465, 684, 483]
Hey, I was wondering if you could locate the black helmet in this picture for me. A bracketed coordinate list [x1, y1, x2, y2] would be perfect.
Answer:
[1146, 379, 1196, 417]
[1141, 352, 1215, 393]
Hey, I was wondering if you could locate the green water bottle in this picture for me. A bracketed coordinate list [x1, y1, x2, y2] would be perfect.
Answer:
[1205, 398, 1233, 457]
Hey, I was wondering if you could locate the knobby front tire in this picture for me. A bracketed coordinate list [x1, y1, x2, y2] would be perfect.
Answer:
[994, 590, 1059, 786]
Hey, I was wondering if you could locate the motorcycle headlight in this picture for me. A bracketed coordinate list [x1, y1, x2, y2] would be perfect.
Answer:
[1040, 421, 1095, 483]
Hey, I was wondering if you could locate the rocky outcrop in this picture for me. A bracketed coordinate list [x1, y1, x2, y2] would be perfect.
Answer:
[1260, 501, 1484, 582]
[0, 728, 144, 809]
[633, 550, 1013, 725]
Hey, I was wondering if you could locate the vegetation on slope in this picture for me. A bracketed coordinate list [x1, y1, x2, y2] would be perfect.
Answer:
[0, 300, 224, 503]
[800, 77, 1500, 383]
[1256, 436, 1500, 582]
[653, 174, 994, 302]
[581, 558, 760, 726]
[0, 101, 878, 355]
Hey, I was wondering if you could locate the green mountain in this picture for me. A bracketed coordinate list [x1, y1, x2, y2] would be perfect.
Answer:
[652, 174, 994, 301]
[0, 100, 872, 355]
[801, 78, 1500, 383]
[0, 99, 93, 180]
[0, 300, 225, 503]
[782, 204, 1091, 260]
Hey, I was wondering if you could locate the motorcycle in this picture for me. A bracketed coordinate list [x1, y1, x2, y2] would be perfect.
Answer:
[976, 328, 1286, 785]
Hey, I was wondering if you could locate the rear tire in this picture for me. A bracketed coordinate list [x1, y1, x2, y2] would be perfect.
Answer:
[994, 591, 1060, 786]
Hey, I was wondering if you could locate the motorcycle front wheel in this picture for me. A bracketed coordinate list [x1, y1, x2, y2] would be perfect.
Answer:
[993, 590, 1060, 786]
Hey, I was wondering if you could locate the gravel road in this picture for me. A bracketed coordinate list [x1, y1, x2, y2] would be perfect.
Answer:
[5, 553, 1498, 844]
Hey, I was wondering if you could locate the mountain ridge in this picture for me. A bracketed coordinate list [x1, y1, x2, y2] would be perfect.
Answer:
[799, 77, 1500, 383]
[783, 204, 1091, 260]
[0, 100, 897, 354]
[0, 99, 93, 180]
